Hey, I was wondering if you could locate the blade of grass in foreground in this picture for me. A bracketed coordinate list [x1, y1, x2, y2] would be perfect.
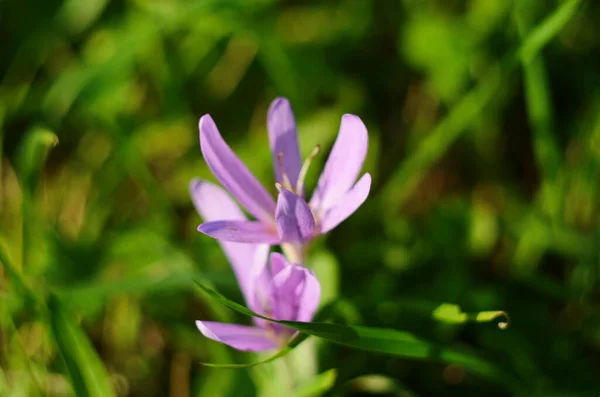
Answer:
[382, 0, 582, 206]
[48, 296, 116, 397]
[199, 300, 348, 368]
[194, 281, 358, 341]
[194, 282, 522, 391]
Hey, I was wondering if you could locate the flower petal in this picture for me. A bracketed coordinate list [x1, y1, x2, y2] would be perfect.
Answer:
[196, 321, 278, 351]
[275, 190, 316, 243]
[268, 255, 321, 323]
[199, 115, 276, 223]
[189, 178, 246, 221]
[296, 268, 321, 322]
[319, 173, 371, 234]
[198, 220, 279, 244]
[270, 264, 305, 322]
[269, 252, 289, 275]
[190, 180, 274, 329]
[310, 114, 368, 215]
[190, 179, 270, 312]
[268, 98, 302, 189]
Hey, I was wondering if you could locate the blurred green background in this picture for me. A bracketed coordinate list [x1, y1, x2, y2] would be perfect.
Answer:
[1, 0, 600, 396]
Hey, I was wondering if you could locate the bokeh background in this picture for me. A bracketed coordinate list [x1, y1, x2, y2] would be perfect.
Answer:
[2, 0, 600, 396]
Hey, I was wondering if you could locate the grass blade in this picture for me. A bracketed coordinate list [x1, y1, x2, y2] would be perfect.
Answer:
[194, 282, 521, 390]
[48, 296, 116, 397]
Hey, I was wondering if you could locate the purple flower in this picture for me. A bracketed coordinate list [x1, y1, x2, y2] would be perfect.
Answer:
[191, 179, 320, 351]
[196, 98, 371, 246]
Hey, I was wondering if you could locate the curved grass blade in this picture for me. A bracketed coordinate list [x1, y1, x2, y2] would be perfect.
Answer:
[48, 295, 116, 397]
[194, 281, 522, 390]
[194, 281, 358, 341]
[198, 300, 344, 368]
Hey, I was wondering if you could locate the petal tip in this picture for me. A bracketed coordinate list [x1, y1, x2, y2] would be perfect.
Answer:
[198, 114, 213, 129]
[341, 113, 367, 130]
[269, 97, 290, 112]
[199, 115, 218, 143]
[195, 320, 211, 337]
[362, 172, 372, 184]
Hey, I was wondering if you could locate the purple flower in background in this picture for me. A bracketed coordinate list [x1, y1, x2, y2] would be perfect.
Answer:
[190, 179, 320, 350]
[196, 98, 371, 246]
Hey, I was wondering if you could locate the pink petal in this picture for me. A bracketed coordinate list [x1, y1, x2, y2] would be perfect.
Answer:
[275, 190, 316, 243]
[270, 263, 305, 321]
[189, 178, 246, 222]
[319, 173, 371, 234]
[268, 98, 302, 190]
[269, 252, 289, 275]
[198, 220, 279, 244]
[196, 321, 278, 351]
[190, 180, 270, 306]
[310, 114, 368, 216]
[268, 255, 321, 323]
[199, 115, 276, 223]
[296, 268, 321, 322]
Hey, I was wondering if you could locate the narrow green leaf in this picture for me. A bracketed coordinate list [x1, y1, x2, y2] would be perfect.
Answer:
[194, 282, 521, 390]
[432, 303, 510, 329]
[48, 296, 116, 397]
[194, 281, 358, 341]
[517, 0, 582, 64]
[516, 12, 561, 181]
[198, 300, 344, 368]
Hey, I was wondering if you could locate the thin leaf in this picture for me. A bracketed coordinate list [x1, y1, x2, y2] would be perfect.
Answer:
[198, 300, 343, 368]
[48, 296, 116, 397]
[194, 282, 522, 390]
[515, 7, 561, 181]
[194, 281, 358, 341]
[517, 0, 582, 64]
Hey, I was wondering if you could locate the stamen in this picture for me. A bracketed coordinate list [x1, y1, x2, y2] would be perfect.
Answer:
[296, 145, 320, 195]
[276, 152, 293, 191]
